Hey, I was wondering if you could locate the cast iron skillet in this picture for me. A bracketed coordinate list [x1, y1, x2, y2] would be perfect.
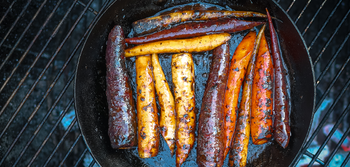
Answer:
[74, 0, 315, 166]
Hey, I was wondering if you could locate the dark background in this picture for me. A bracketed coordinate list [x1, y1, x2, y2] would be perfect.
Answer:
[0, 0, 349, 166]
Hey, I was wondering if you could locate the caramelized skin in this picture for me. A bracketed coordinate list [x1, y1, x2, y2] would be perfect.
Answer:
[229, 26, 265, 167]
[126, 18, 263, 44]
[125, 33, 231, 57]
[136, 55, 159, 158]
[197, 42, 230, 167]
[106, 25, 137, 149]
[223, 31, 256, 158]
[266, 9, 291, 148]
[251, 34, 274, 145]
[172, 53, 196, 167]
[132, 10, 268, 36]
[151, 53, 176, 155]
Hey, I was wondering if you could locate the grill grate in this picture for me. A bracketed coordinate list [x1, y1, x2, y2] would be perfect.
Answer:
[0, 0, 349, 166]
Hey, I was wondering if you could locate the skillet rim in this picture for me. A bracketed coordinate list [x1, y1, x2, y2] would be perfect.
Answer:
[74, 0, 316, 166]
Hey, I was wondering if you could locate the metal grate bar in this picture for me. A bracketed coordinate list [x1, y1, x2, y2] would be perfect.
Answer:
[77, 0, 98, 15]
[11, 75, 74, 166]
[10, 0, 106, 161]
[324, 126, 350, 166]
[306, 0, 344, 51]
[316, 33, 350, 84]
[39, 118, 77, 167]
[0, 73, 74, 165]
[0, 0, 17, 24]
[58, 134, 83, 167]
[286, 0, 296, 12]
[312, 9, 349, 64]
[301, 0, 339, 36]
[0, 0, 32, 68]
[304, 151, 325, 165]
[308, 103, 350, 166]
[0, 0, 92, 132]
[0, 0, 49, 90]
[89, 160, 96, 167]
[294, 0, 312, 23]
[0, 0, 65, 92]
[315, 55, 349, 111]
[74, 148, 88, 167]
[21, 98, 73, 166]
[341, 152, 350, 167]
[0, 0, 95, 164]
[293, 77, 350, 165]
[0, 0, 79, 118]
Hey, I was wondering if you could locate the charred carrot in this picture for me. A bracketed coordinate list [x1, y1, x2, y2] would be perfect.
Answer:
[136, 55, 159, 158]
[151, 53, 176, 155]
[251, 31, 274, 145]
[229, 26, 265, 167]
[197, 42, 230, 167]
[223, 30, 257, 158]
[125, 33, 231, 57]
[126, 18, 263, 44]
[266, 9, 291, 148]
[132, 10, 268, 36]
[106, 25, 137, 149]
[172, 53, 196, 167]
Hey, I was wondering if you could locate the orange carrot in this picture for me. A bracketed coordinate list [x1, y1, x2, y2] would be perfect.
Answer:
[229, 25, 265, 167]
[251, 32, 274, 145]
[223, 30, 257, 158]
[136, 55, 160, 158]
[172, 53, 196, 167]
[151, 53, 176, 155]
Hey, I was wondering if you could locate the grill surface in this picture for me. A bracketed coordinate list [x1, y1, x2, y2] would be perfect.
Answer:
[0, 0, 349, 166]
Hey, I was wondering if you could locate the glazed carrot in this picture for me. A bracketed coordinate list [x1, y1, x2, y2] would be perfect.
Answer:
[126, 18, 263, 44]
[125, 33, 231, 57]
[132, 10, 268, 36]
[106, 25, 137, 149]
[136, 55, 159, 158]
[266, 9, 291, 148]
[251, 32, 274, 145]
[229, 25, 265, 167]
[172, 53, 196, 167]
[222, 30, 257, 158]
[151, 53, 176, 155]
[197, 42, 230, 167]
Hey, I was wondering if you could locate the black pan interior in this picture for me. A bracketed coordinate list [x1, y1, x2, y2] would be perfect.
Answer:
[74, 0, 315, 166]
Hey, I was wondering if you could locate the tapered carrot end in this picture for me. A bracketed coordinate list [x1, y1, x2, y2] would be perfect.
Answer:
[223, 148, 230, 162]
[250, 20, 265, 29]
[166, 139, 176, 156]
[176, 155, 185, 167]
[265, 8, 274, 29]
[274, 130, 291, 149]
[176, 147, 191, 167]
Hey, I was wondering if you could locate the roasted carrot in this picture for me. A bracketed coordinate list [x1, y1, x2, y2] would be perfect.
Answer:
[197, 42, 230, 167]
[172, 53, 196, 167]
[126, 18, 263, 44]
[222, 30, 257, 158]
[125, 33, 231, 57]
[151, 53, 176, 155]
[131, 10, 268, 36]
[229, 26, 265, 167]
[106, 25, 137, 149]
[251, 32, 274, 145]
[136, 55, 159, 158]
[266, 9, 291, 148]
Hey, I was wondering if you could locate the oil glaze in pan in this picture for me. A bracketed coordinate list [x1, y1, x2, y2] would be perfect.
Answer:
[74, 0, 315, 166]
